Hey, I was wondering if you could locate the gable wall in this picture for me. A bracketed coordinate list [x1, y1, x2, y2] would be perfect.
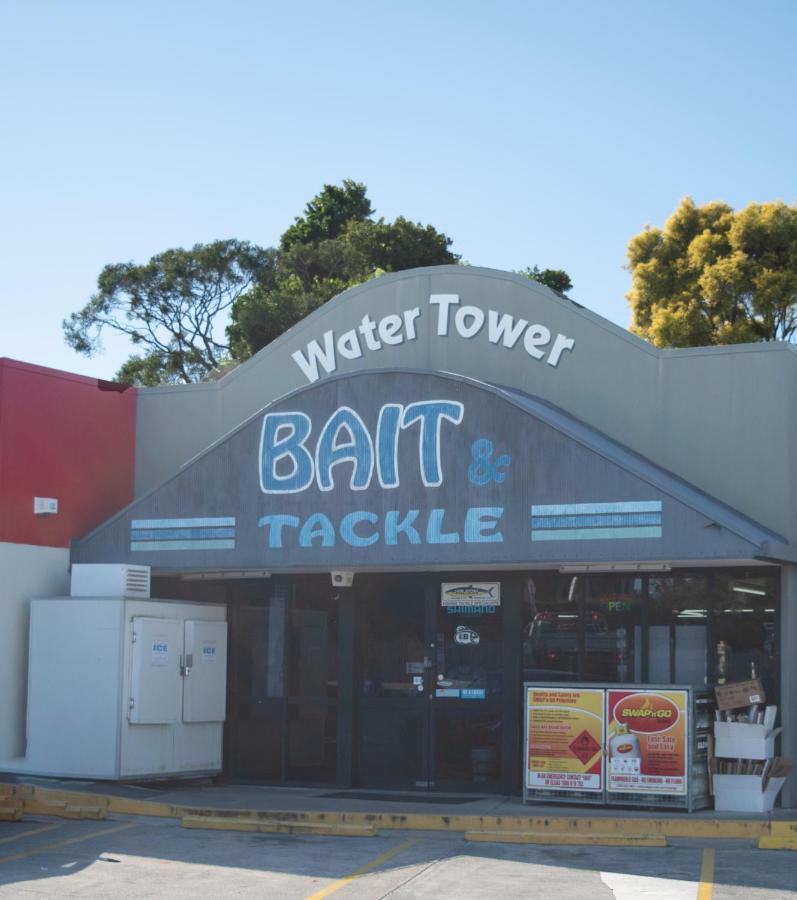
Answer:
[132, 267, 797, 543]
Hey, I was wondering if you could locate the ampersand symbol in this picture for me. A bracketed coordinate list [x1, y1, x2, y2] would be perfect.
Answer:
[468, 438, 511, 485]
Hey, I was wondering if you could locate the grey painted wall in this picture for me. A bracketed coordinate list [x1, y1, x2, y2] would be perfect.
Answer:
[133, 266, 797, 543]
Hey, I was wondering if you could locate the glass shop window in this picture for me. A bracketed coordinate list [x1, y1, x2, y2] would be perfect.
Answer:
[583, 575, 643, 682]
[647, 576, 709, 686]
[236, 593, 286, 700]
[714, 571, 779, 702]
[521, 573, 581, 681]
[287, 595, 339, 701]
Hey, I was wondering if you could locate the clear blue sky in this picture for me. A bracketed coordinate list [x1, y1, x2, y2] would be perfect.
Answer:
[1, 0, 795, 379]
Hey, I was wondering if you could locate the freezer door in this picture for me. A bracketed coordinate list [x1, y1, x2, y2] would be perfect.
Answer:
[183, 620, 228, 722]
[129, 618, 183, 724]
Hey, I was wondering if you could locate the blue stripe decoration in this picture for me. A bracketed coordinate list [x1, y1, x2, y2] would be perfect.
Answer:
[132, 517, 236, 529]
[131, 540, 236, 552]
[531, 513, 662, 529]
[131, 527, 236, 541]
[531, 501, 662, 542]
[531, 501, 661, 516]
[130, 517, 237, 552]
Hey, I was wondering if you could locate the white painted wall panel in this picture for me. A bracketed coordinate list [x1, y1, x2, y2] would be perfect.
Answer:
[0, 543, 69, 763]
[25, 598, 123, 778]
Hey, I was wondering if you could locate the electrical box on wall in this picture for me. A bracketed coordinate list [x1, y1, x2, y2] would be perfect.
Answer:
[33, 497, 58, 516]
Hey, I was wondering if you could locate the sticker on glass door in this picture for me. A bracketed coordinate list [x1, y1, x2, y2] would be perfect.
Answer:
[454, 625, 480, 645]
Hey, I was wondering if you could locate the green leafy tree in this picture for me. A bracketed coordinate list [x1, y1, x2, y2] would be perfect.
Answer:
[67, 179, 575, 384]
[227, 181, 459, 360]
[517, 265, 573, 296]
[627, 197, 797, 347]
[64, 240, 273, 384]
[279, 179, 373, 250]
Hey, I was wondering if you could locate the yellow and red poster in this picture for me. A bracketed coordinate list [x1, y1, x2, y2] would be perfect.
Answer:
[526, 687, 604, 792]
[606, 689, 687, 795]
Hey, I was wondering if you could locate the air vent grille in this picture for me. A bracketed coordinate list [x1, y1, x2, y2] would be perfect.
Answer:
[125, 567, 151, 597]
[70, 564, 151, 599]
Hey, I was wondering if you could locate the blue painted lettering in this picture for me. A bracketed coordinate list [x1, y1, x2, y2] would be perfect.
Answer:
[384, 510, 421, 545]
[258, 508, 503, 551]
[401, 401, 464, 486]
[464, 507, 504, 543]
[426, 508, 460, 544]
[340, 511, 379, 547]
[260, 400, 465, 494]
[315, 406, 374, 492]
[259, 413, 313, 493]
[258, 514, 300, 548]
[376, 404, 402, 488]
[299, 513, 336, 547]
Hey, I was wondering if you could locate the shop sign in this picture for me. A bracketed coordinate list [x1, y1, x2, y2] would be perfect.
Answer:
[526, 687, 604, 792]
[440, 581, 501, 611]
[291, 293, 576, 383]
[75, 370, 702, 572]
[607, 689, 687, 795]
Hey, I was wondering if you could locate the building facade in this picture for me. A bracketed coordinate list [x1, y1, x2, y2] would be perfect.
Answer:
[2, 267, 794, 803]
[66, 266, 796, 803]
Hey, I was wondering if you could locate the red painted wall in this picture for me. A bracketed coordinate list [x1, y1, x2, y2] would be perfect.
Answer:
[0, 358, 137, 548]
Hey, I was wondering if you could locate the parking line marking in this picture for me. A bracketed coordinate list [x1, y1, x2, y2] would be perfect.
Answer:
[0, 823, 60, 846]
[305, 837, 416, 899]
[0, 822, 137, 865]
[697, 847, 714, 900]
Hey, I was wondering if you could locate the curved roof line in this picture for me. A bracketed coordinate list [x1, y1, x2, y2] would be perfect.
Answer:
[138, 264, 797, 397]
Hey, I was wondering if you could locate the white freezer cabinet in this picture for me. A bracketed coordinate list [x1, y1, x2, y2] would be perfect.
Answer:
[128, 616, 227, 725]
[22, 597, 227, 780]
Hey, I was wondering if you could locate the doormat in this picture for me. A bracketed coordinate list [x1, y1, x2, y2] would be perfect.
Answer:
[318, 792, 487, 804]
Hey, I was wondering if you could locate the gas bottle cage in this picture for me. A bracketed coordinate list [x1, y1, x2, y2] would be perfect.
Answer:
[523, 682, 714, 811]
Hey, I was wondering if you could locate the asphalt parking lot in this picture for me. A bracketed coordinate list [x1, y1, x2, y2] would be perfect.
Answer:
[1, 815, 796, 899]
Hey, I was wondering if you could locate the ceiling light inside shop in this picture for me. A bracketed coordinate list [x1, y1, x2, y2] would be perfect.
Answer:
[732, 585, 767, 596]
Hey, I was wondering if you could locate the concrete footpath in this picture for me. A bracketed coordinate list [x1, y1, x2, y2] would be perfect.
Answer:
[1, 775, 796, 850]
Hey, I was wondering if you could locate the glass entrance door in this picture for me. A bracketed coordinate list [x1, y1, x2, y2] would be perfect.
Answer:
[432, 590, 503, 789]
[357, 580, 432, 788]
[356, 577, 504, 791]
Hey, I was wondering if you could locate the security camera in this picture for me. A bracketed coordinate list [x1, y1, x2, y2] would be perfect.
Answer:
[331, 571, 355, 587]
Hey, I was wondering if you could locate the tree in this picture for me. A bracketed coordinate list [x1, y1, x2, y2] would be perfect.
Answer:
[279, 179, 373, 250]
[227, 181, 460, 360]
[67, 179, 574, 383]
[517, 265, 573, 296]
[64, 241, 274, 384]
[627, 197, 797, 347]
